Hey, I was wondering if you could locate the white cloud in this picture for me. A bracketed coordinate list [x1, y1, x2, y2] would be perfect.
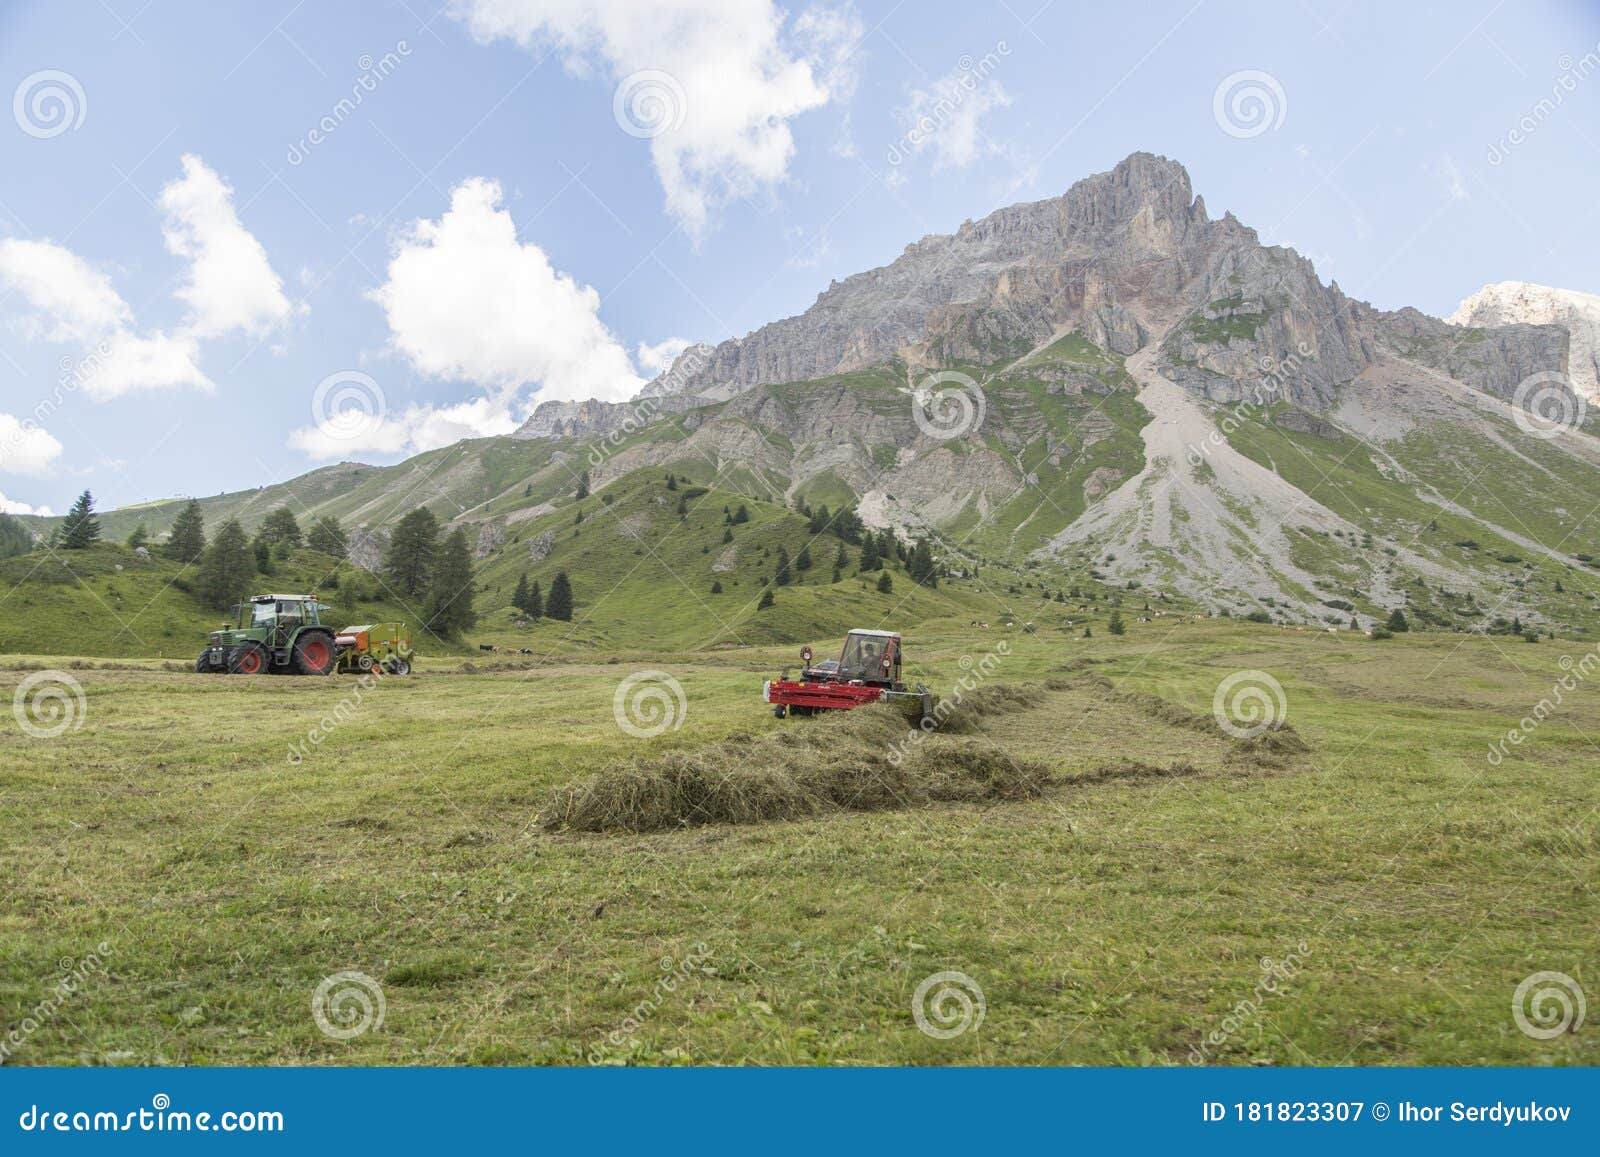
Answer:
[82, 331, 212, 400]
[897, 64, 1011, 170]
[0, 413, 64, 476]
[158, 154, 294, 338]
[287, 397, 520, 461]
[0, 238, 131, 341]
[455, 0, 857, 236]
[635, 336, 693, 375]
[370, 177, 644, 403]
[0, 491, 51, 516]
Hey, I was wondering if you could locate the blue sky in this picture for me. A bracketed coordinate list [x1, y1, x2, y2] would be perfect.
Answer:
[1, 0, 1597, 515]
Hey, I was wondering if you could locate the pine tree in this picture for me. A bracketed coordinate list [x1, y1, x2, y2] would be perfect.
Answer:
[59, 490, 100, 549]
[575, 471, 590, 499]
[859, 535, 880, 572]
[307, 515, 347, 558]
[1108, 610, 1126, 636]
[908, 539, 937, 587]
[126, 523, 149, 549]
[710, 579, 723, 594]
[831, 566, 842, 583]
[546, 571, 574, 621]
[164, 500, 206, 563]
[666, 475, 677, 491]
[834, 541, 848, 569]
[252, 535, 274, 574]
[876, 571, 893, 593]
[757, 588, 775, 610]
[1386, 607, 1410, 633]
[258, 506, 302, 548]
[795, 544, 813, 571]
[383, 507, 440, 598]
[722, 527, 733, 544]
[426, 528, 477, 636]
[732, 503, 750, 524]
[197, 518, 253, 610]
[774, 545, 792, 586]
[526, 579, 542, 619]
[808, 504, 830, 534]
[512, 574, 530, 614]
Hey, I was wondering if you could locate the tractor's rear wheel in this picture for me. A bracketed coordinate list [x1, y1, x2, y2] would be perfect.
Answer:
[228, 645, 265, 675]
[293, 632, 335, 676]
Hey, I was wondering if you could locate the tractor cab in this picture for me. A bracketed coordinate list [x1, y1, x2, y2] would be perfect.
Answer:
[815, 629, 901, 687]
[198, 593, 338, 676]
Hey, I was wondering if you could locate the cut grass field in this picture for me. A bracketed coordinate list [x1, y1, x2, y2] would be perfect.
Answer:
[1, 621, 1595, 1066]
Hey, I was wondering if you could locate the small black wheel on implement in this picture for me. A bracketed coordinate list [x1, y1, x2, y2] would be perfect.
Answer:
[384, 656, 412, 676]
[773, 704, 787, 719]
[356, 653, 374, 672]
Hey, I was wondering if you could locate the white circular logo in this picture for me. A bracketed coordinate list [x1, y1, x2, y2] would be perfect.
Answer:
[13, 70, 87, 139]
[612, 670, 688, 738]
[1212, 70, 1287, 139]
[13, 670, 86, 738]
[311, 970, 386, 1040]
[612, 70, 686, 139]
[912, 970, 986, 1039]
[1512, 971, 1585, 1040]
[1212, 669, 1287, 738]
[913, 371, 986, 441]
[311, 371, 387, 444]
[1511, 371, 1586, 440]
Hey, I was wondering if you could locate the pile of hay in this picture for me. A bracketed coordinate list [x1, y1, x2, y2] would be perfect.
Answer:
[543, 686, 1053, 833]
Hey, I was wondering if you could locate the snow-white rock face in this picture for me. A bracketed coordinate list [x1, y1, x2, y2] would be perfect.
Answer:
[1452, 282, 1600, 402]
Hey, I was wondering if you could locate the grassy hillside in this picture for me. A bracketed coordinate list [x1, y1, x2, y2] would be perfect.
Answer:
[0, 542, 421, 659]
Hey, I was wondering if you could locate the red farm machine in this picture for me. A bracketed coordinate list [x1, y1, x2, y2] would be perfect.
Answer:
[764, 628, 933, 725]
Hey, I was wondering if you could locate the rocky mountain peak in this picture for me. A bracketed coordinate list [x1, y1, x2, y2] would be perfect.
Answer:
[1452, 281, 1600, 401]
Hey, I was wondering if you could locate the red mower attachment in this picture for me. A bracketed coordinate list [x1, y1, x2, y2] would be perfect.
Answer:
[765, 629, 933, 725]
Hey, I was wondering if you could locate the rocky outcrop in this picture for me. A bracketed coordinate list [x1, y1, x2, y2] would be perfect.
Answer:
[1451, 281, 1597, 401]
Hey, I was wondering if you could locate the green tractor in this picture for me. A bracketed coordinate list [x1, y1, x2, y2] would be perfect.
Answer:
[196, 593, 339, 676]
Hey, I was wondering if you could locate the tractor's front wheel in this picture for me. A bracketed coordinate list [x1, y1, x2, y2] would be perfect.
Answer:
[293, 632, 336, 676]
[195, 649, 212, 674]
[228, 645, 266, 675]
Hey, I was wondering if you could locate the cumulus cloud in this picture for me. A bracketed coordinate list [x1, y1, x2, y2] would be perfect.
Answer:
[287, 397, 521, 462]
[455, 0, 858, 236]
[158, 154, 294, 338]
[0, 491, 51, 516]
[82, 331, 212, 400]
[0, 413, 64, 476]
[0, 238, 131, 342]
[371, 176, 644, 403]
[635, 336, 694, 375]
[897, 64, 1011, 170]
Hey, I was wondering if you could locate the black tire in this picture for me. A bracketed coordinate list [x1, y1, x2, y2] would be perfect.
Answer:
[195, 650, 212, 674]
[227, 644, 266, 675]
[292, 631, 336, 676]
[386, 656, 411, 676]
[773, 704, 787, 719]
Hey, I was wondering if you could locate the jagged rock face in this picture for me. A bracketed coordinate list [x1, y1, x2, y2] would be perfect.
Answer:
[514, 397, 640, 441]
[1451, 282, 1600, 401]
[473, 521, 505, 559]
[346, 526, 388, 571]
[1369, 307, 1569, 402]
[525, 530, 556, 562]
